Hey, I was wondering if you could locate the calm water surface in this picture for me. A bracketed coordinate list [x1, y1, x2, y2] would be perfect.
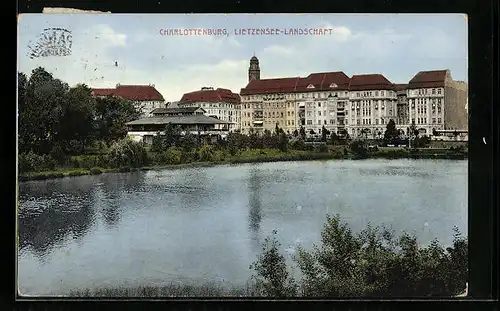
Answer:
[18, 159, 467, 295]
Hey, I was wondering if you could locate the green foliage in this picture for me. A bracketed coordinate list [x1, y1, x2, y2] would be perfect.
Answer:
[49, 144, 66, 165]
[290, 137, 306, 151]
[90, 167, 103, 175]
[278, 132, 289, 152]
[18, 151, 57, 173]
[349, 140, 368, 158]
[71, 155, 100, 169]
[94, 96, 140, 143]
[198, 144, 216, 162]
[154, 147, 183, 165]
[107, 139, 148, 168]
[383, 119, 399, 144]
[329, 132, 339, 145]
[249, 230, 298, 297]
[321, 126, 330, 142]
[252, 214, 468, 297]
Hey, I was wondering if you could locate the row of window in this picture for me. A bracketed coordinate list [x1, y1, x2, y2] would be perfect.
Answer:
[411, 117, 443, 124]
[409, 98, 442, 105]
[354, 90, 395, 98]
[409, 88, 443, 96]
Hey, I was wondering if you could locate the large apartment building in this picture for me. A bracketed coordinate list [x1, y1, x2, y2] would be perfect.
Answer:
[178, 87, 241, 131]
[239, 56, 468, 138]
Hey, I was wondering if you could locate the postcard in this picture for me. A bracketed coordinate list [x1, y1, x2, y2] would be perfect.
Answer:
[17, 13, 468, 298]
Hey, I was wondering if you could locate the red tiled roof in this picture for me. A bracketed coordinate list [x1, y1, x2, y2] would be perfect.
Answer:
[240, 77, 301, 95]
[240, 71, 350, 95]
[393, 83, 408, 91]
[179, 88, 241, 104]
[407, 70, 449, 89]
[348, 74, 394, 91]
[92, 85, 165, 101]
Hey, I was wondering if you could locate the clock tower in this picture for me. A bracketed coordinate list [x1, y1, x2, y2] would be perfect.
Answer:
[248, 55, 261, 82]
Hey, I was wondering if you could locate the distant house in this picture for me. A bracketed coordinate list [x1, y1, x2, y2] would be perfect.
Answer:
[125, 106, 232, 145]
[91, 83, 165, 117]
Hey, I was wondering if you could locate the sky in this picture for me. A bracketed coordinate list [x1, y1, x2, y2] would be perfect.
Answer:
[18, 14, 468, 101]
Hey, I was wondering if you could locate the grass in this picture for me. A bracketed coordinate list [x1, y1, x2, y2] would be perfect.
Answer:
[68, 282, 262, 297]
[18, 146, 466, 182]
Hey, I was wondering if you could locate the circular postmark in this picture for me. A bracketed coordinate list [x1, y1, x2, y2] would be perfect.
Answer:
[27, 27, 73, 59]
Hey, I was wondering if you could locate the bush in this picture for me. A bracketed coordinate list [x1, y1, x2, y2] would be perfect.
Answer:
[49, 144, 66, 165]
[71, 155, 99, 169]
[90, 167, 103, 175]
[107, 139, 148, 168]
[250, 230, 297, 297]
[252, 214, 468, 297]
[349, 140, 368, 158]
[198, 144, 215, 162]
[18, 151, 57, 173]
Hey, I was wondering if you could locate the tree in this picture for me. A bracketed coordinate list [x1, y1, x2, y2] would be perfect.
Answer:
[278, 132, 289, 152]
[164, 123, 182, 148]
[299, 126, 306, 139]
[56, 84, 97, 154]
[293, 129, 299, 137]
[94, 96, 141, 143]
[275, 123, 280, 136]
[20, 67, 70, 154]
[250, 230, 297, 297]
[321, 126, 330, 142]
[383, 119, 399, 144]
[330, 132, 339, 145]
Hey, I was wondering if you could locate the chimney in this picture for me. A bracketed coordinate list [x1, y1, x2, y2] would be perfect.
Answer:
[152, 84, 155, 88]
[116, 83, 120, 88]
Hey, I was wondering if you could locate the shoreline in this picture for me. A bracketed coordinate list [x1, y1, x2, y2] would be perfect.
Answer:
[18, 150, 467, 182]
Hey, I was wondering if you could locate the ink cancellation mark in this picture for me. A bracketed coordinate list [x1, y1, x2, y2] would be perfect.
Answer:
[27, 28, 73, 59]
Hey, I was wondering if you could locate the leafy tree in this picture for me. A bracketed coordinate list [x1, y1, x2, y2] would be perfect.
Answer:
[278, 132, 289, 152]
[250, 230, 297, 297]
[330, 132, 339, 145]
[106, 138, 148, 168]
[94, 96, 141, 143]
[299, 126, 306, 139]
[56, 84, 97, 154]
[19, 67, 70, 154]
[321, 126, 330, 142]
[349, 140, 368, 158]
[293, 129, 299, 137]
[384, 119, 399, 144]
[163, 123, 182, 148]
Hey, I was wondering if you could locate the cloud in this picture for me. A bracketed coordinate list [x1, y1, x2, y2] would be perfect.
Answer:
[91, 24, 127, 47]
[262, 45, 294, 56]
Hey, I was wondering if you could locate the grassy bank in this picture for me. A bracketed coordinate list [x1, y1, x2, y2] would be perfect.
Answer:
[69, 283, 261, 298]
[18, 147, 467, 182]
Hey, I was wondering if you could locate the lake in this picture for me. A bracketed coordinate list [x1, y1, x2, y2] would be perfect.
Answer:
[17, 159, 468, 295]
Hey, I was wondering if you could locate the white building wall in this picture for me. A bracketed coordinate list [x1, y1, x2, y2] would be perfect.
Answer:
[406, 87, 445, 136]
[178, 101, 241, 131]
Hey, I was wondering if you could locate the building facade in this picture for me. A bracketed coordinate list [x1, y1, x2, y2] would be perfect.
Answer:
[126, 106, 231, 144]
[177, 87, 241, 131]
[92, 84, 165, 117]
[239, 57, 468, 138]
[406, 70, 468, 136]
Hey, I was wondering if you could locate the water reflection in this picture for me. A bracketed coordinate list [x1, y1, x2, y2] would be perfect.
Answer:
[247, 167, 263, 250]
[18, 190, 96, 262]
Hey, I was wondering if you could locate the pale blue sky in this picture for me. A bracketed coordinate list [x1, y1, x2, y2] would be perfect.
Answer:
[18, 14, 467, 101]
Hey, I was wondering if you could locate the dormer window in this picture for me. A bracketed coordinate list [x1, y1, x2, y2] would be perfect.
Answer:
[329, 83, 338, 88]
[307, 84, 315, 89]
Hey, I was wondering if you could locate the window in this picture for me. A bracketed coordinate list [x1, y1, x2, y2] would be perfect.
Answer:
[307, 120, 312, 125]
[345, 120, 348, 125]
[438, 118, 442, 123]
[292, 120, 294, 125]
[318, 120, 321, 125]
[375, 119, 379, 125]
[324, 120, 327, 125]
[287, 111, 290, 116]
[287, 120, 290, 126]
[438, 88, 442, 95]
[375, 91, 379, 96]
[357, 120, 360, 125]
[281, 112, 284, 117]
[432, 89, 436, 95]
[330, 119, 335, 124]
[319, 111, 322, 116]
[318, 103, 321, 107]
